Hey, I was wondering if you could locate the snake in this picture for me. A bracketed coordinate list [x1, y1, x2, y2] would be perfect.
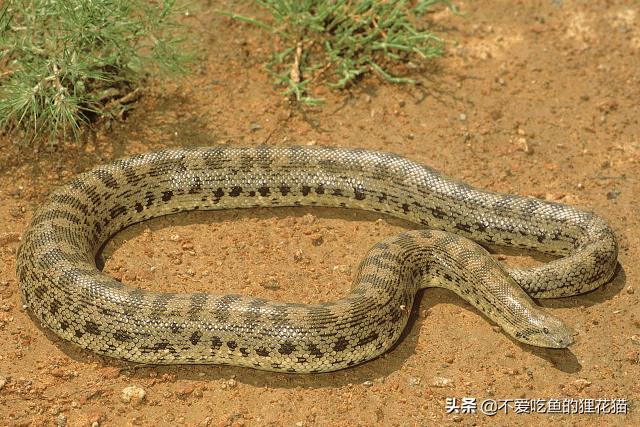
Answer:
[15, 146, 617, 373]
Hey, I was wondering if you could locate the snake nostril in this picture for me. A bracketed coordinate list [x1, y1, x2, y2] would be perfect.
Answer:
[543, 327, 549, 335]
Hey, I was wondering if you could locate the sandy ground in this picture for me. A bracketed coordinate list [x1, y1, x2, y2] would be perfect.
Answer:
[1, 0, 639, 426]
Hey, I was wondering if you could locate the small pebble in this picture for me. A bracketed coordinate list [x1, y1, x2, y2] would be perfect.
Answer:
[222, 378, 237, 389]
[262, 276, 280, 290]
[572, 378, 592, 391]
[408, 377, 421, 386]
[428, 377, 454, 388]
[607, 188, 621, 200]
[309, 233, 323, 246]
[121, 385, 146, 406]
[363, 380, 374, 387]
[516, 137, 534, 154]
[333, 265, 351, 274]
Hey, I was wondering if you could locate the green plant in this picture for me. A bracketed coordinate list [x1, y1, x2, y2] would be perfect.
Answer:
[216, 0, 459, 104]
[0, 0, 193, 144]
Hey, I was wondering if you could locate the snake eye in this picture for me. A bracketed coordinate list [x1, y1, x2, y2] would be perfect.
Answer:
[543, 327, 549, 334]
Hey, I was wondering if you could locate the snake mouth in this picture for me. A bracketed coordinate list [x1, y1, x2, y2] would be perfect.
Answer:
[544, 326, 575, 348]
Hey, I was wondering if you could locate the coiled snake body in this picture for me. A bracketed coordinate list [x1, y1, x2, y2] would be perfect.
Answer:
[16, 146, 617, 373]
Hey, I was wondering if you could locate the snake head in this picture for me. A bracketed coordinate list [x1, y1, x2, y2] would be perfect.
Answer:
[514, 310, 575, 348]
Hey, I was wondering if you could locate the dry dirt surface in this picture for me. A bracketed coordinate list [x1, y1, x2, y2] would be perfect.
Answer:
[1, 1, 639, 426]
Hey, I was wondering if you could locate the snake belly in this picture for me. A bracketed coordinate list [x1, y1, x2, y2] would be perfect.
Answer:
[15, 146, 617, 373]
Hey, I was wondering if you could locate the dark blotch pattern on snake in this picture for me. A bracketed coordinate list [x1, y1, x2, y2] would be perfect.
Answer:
[15, 146, 617, 373]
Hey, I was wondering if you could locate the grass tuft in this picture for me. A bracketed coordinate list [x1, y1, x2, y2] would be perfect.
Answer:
[0, 0, 194, 145]
[217, 0, 461, 104]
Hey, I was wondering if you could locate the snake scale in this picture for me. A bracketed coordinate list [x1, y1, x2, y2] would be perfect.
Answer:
[16, 146, 617, 373]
